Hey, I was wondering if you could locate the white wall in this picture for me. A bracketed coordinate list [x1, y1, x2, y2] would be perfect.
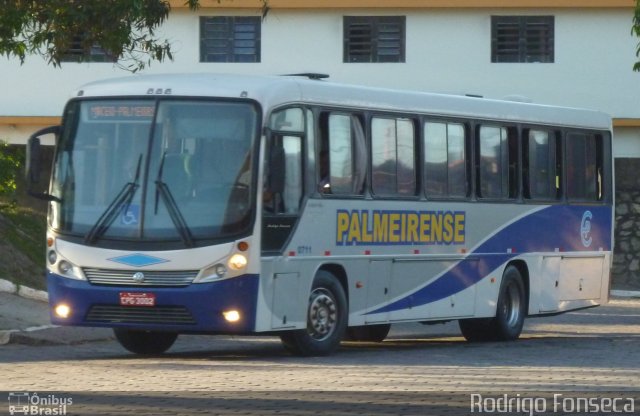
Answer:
[1, 8, 638, 146]
[614, 128, 640, 158]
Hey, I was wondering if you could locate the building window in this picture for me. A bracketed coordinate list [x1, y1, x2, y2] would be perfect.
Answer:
[491, 16, 554, 63]
[344, 16, 405, 63]
[61, 34, 115, 63]
[200, 16, 261, 63]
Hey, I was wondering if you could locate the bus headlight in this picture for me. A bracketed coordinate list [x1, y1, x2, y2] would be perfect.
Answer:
[52, 257, 85, 281]
[196, 263, 227, 283]
[195, 251, 248, 284]
[228, 254, 247, 271]
[58, 260, 73, 274]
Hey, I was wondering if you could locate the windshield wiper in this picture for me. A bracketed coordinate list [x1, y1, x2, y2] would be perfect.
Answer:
[154, 152, 195, 247]
[84, 155, 142, 245]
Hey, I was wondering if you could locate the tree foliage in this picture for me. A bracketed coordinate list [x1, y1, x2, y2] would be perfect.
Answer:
[634, 0, 640, 71]
[0, 141, 22, 197]
[0, 0, 201, 72]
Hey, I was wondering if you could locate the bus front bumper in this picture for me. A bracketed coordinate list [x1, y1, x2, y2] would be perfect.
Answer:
[46, 272, 259, 333]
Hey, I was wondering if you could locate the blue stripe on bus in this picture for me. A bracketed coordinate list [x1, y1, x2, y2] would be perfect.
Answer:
[366, 205, 612, 315]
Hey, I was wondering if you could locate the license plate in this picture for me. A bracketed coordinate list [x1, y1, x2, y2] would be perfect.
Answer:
[119, 292, 156, 307]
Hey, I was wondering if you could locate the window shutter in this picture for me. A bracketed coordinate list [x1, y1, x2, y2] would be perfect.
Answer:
[345, 18, 373, 62]
[201, 17, 231, 62]
[524, 17, 554, 63]
[200, 17, 261, 63]
[492, 16, 554, 63]
[233, 17, 261, 62]
[376, 18, 404, 62]
[344, 16, 405, 63]
[61, 34, 114, 63]
[492, 17, 521, 63]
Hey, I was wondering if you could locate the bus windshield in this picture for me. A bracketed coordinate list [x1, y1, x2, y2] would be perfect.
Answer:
[49, 98, 259, 245]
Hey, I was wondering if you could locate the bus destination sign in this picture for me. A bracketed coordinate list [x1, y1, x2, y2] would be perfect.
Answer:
[88, 104, 155, 120]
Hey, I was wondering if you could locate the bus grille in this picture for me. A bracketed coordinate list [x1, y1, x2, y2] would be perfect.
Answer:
[83, 268, 198, 287]
[86, 305, 196, 325]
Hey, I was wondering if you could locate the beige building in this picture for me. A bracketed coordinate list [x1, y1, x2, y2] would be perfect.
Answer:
[0, 0, 638, 152]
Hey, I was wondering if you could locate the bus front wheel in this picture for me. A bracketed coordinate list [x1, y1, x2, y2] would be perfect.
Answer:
[114, 329, 178, 355]
[280, 271, 348, 356]
[459, 265, 526, 342]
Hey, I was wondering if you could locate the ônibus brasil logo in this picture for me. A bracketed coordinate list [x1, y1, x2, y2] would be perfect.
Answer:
[8, 392, 72, 415]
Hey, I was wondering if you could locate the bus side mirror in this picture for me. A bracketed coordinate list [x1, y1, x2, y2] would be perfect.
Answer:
[25, 125, 60, 200]
[25, 136, 41, 185]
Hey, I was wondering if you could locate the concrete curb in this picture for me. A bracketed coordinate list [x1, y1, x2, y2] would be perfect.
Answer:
[0, 278, 48, 302]
[0, 278, 57, 345]
[610, 289, 640, 298]
[0, 279, 114, 346]
[0, 279, 17, 294]
[0, 325, 59, 346]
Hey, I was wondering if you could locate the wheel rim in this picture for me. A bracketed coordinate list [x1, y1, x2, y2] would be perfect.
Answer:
[307, 288, 338, 341]
[502, 281, 522, 328]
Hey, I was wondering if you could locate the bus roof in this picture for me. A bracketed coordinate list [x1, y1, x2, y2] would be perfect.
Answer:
[74, 73, 612, 131]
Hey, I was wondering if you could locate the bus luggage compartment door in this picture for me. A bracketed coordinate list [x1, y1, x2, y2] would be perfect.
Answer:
[271, 272, 300, 329]
[558, 255, 605, 301]
[365, 260, 391, 323]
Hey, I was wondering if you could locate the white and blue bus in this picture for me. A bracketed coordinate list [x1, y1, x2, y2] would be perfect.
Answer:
[26, 73, 613, 356]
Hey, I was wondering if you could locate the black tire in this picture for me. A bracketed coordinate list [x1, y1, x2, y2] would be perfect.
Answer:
[459, 265, 526, 342]
[345, 324, 391, 342]
[114, 329, 178, 355]
[279, 271, 348, 356]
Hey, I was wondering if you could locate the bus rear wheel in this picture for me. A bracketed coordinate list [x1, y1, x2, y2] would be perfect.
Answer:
[459, 265, 526, 342]
[114, 329, 178, 355]
[280, 271, 348, 356]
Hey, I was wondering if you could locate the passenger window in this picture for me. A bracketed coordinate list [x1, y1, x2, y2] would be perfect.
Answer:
[269, 108, 304, 132]
[371, 117, 416, 196]
[566, 132, 602, 201]
[424, 121, 467, 198]
[281, 136, 303, 213]
[523, 129, 560, 200]
[318, 113, 367, 195]
[477, 125, 518, 199]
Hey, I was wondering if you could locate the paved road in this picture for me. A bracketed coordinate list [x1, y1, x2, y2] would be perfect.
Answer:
[1, 298, 639, 415]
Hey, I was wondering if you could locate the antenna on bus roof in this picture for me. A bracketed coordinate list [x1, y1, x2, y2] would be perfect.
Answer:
[282, 73, 330, 80]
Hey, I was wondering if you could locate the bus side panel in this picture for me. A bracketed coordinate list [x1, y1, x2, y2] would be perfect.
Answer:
[272, 199, 612, 326]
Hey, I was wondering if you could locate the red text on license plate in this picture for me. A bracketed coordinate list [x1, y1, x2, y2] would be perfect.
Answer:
[119, 292, 156, 307]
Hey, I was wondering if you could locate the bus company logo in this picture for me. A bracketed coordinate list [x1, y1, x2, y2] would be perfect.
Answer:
[336, 209, 465, 246]
[580, 210, 593, 248]
[132, 272, 145, 283]
[7, 392, 72, 415]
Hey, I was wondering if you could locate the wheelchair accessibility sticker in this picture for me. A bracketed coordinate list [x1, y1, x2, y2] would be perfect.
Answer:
[121, 204, 140, 226]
